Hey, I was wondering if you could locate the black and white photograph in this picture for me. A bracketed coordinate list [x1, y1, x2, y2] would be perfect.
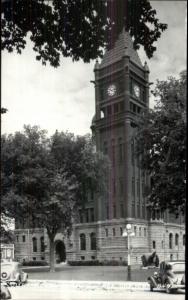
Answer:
[1, 0, 186, 299]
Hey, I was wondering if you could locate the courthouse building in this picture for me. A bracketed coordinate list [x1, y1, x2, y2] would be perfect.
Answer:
[14, 31, 185, 264]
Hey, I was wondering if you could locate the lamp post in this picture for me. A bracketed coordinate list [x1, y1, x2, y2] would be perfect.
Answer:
[123, 224, 135, 281]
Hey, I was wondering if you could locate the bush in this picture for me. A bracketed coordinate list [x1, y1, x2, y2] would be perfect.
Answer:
[68, 260, 127, 266]
[22, 260, 49, 266]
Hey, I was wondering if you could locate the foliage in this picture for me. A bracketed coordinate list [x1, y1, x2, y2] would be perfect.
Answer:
[135, 71, 186, 215]
[1, 125, 108, 270]
[1, 0, 167, 67]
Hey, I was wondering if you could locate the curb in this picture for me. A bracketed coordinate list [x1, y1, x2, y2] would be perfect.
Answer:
[28, 279, 150, 291]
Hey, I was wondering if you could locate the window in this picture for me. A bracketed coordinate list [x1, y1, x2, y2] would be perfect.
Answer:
[103, 141, 108, 155]
[79, 210, 83, 223]
[161, 240, 164, 249]
[142, 206, 145, 219]
[134, 226, 137, 236]
[120, 203, 124, 218]
[120, 227, 123, 236]
[81, 256, 85, 260]
[137, 180, 140, 198]
[80, 234, 86, 251]
[107, 105, 112, 116]
[111, 139, 115, 164]
[131, 140, 135, 166]
[139, 227, 141, 237]
[91, 256, 95, 260]
[118, 138, 123, 163]
[144, 228, 146, 237]
[90, 208, 94, 222]
[90, 233, 97, 250]
[113, 228, 116, 236]
[175, 234, 179, 246]
[113, 204, 116, 218]
[183, 234, 185, 246]
[132, 177, 135, 197]
[86, 209, 89, 223]
[137, 205, 140, 218]
[105, 228, 108, 237]
[152, 241, 156, 249]
[16, 236, 19, 242]
[106, 204, 109, 219]
[33, 257, 36, 261]
[22, 235, 26, 242]
[170, 254, 173, 261]
[119, 101, 124, 112]
[112, 179, 116, 196]
[119, 178, 123, 196]
[41, 257, 45, 260]
[114, 103, 119, 113]
[169, 233, 173, 249]
[132, 203, 135, 218]
[32, 237, 37, 252]
[40, 237, 45, 252]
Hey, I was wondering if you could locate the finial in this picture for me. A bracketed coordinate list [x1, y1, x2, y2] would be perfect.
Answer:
[94, 59, 99, 70]
[144, 61, 150, 72]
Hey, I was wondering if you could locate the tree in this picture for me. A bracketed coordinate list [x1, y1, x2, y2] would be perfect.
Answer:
[1, 126, 108, 270]
[1, 0, 167, 67]
[135, 71, 186, 216]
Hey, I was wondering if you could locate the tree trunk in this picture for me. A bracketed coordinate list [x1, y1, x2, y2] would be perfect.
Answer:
[49, 236, 56, 272]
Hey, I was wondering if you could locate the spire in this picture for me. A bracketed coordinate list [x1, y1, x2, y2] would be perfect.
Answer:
[99, 30, 143, 68]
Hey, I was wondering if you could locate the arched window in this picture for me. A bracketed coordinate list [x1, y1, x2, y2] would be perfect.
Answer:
[169, 233, 173, 249]
[32, 237, 37, 252]
[40, 237, 45, 252]
[80, 234, 86, 251]
[152, 241, 156, 249]
[183, 234, 185, 246]
[90, 233, 96, 250]
[175, 234, 179, 246]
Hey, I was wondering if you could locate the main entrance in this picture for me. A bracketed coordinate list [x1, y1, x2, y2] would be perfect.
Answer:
[55, 240, 66, 263]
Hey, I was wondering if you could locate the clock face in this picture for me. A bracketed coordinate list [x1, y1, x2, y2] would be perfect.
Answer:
[107, 84, 117, 97]
[133, 84, 140, 98]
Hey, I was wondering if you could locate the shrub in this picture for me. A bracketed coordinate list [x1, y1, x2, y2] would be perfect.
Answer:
[68, 260, 127, 266]
[22, 260, 49, 266]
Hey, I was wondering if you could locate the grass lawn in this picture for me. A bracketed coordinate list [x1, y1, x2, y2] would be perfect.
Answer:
[26, 264, 158, 282]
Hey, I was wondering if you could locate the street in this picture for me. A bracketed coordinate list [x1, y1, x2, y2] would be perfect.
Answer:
[8, 281, 185, 300]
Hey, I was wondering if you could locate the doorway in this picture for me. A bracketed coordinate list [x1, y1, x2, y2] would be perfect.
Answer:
[55, 240, 66, 263]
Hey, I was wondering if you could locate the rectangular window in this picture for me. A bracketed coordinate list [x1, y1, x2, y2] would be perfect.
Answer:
[131, 141, 135, 166]
[106, 204, 109, 219]
[16, 236, 19, 242]
[107, 105, 112, 116]
[112, 179, 116, 196]
[81, 256, 85, 260]
[22, 235, 26, 242]
[132, 177, 135, 197]
[113, 204, 116, 218]
[137, 205, 140, 218]
[139, 227, 142, 237]
[119, 178, 123, 196]
[86, 209, 89, 223]
[114, 103, 119, 114]
[90, 208, 94, 222]
[120, 227, 123, 236]
[120, 203, 124, 218]
[120, 101, 124, 112]
[105, 228, 108, 237]
[33, 257, 36, 261]
[134, 226, 137, 236]
[144, 228, 146, 237]
[132, 203, 135, 218]
[113, 228, 116, 236]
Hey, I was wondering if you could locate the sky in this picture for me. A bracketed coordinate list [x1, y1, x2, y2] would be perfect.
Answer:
[1, 1, 187, 137]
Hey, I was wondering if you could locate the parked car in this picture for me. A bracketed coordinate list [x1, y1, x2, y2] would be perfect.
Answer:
[0, 283, 11, 299]
[1, 261, 28, 286]
[148, 261, 185, 293]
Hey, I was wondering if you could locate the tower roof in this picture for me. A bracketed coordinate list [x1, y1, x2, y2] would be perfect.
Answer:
[99, 30, 143, 69]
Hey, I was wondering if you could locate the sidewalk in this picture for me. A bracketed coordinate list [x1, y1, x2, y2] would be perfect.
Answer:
[28, 279, 150, 291]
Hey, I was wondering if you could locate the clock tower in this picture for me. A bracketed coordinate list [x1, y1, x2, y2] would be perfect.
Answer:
[91, 30, 150, 223]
